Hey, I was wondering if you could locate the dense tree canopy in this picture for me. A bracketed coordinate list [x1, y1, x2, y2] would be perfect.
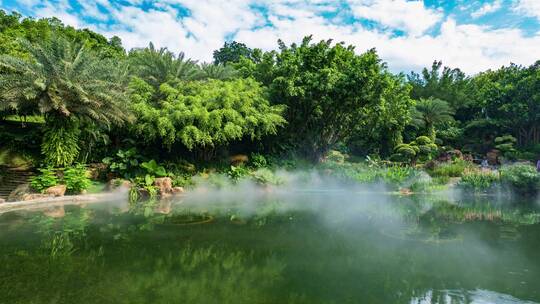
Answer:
[1, 8, 540, 167]
[129, 77, 286, 159]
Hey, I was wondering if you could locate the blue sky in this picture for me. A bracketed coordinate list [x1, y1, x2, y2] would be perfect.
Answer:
[1, 0, 540, 73]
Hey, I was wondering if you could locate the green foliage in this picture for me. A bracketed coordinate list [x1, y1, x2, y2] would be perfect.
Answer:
[383, 166, 417, 185]
[128, 42, 200, 89]
[459, 170, 499, 192]
[41, 119, 80, 167]
[227, 166, 250, 181]
[30, 167, 58, 192]
[249, 153, 268, 169]
[500, 164, 540, 195]
[430, 160, 472, 178]
[102, 148, 143, 178]
[251, 168, 282, 185]
[495, 135, 517, 159]
[325, 150, 346, 163]
[412, 98, 455, 141]
[265, 36, 392, 160]
[140, 160, 167, 177]
[63, 164, 91, 194]
[213, 41, 255, 64]
[130, 78, 285, 155]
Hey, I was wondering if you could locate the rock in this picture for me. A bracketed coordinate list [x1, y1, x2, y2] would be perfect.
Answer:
[399, 188, 413, 195]
[44, 185, 67, 197]
[7, 184, 31, 202]
[154, 177, 173, 195]
[155, 200, 172, 214]
[21, 193, 52, 201]
[486, 149, 500, 165]
[230, 154, 249, 166]
[107, 179, 132, 191]
[0, 198, 5, 204]
[88, 163, 108, 180]
[172, 186, 184, 194]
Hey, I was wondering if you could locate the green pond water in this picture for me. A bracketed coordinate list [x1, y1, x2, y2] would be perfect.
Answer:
[1, 189, 540, 304]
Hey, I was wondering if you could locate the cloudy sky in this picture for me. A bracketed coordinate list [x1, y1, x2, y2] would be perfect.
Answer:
[1, 0, 540, 74]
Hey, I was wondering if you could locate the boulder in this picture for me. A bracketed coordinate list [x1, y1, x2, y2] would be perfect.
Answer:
[0, 198, 5, 204]
[88, 163, 108, 180]
[154, 177, 173, 195]
[44, 185, 67, 197]
[172, 186, 184, 195]
[7, 184, 31, 202]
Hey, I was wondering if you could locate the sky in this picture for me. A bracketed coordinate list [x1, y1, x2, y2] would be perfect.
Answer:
[1, 0, 540, 74]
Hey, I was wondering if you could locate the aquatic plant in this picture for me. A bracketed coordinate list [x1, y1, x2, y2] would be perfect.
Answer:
[459, 170, 499, 192]
[429, 160, 472, 177]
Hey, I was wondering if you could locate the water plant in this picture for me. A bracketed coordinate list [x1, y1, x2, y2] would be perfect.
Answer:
[459, 170, 499, 192]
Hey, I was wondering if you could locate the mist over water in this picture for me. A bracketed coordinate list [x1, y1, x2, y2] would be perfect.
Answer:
[1, 170, 540, 304]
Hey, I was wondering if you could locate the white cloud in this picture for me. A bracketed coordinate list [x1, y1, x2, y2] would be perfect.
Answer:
[514, 0, 540, 20]
[471, 0, 502, 18]
[5, 0, 540, 74]
[348, 0, 443, 36]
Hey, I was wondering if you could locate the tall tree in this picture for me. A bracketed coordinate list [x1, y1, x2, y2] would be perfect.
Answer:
[412, 98, 454, 141]
[213, 41, 254, 65]
[0, 35, 131, 166]
[266, 36, 388, 161]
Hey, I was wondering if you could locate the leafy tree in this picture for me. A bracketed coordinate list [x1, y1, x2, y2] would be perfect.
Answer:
[469, 62, 540, 146]
[213, 41, 254, 64]
[0, 35, 131, 166]
[349, 73, 414, 156]
[267, 36, 389, 161]
[412, 98, 454, 141]
[129, 77, 286, 160]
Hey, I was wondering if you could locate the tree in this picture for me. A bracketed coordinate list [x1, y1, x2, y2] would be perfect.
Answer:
[412, 98, 454, 141]
[213, 41, 254, 65]
[128, 43, 200, 89]
[129, 77, 286, 160]
[267, 36, 389, 161]
[199, 63, 237, 80]
[408, 61, 470, 121]
[348, 73, 414, 156]
[0, 35, 131, 166]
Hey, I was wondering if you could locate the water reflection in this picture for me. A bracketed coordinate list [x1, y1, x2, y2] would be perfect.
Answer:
[0, 193, 539, 304]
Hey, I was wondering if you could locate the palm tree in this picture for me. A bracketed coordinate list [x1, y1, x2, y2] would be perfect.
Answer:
[199, 63, 237, 80]
[128, 43, 201, 88]
[0, 35, 131, 166]
[412, 97, 455, 141]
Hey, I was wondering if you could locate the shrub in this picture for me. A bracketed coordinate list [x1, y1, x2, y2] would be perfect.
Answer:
[227, 166, 250, 181]
[30, 167, 58, 192]
[383, 165, 416, 185]
[63, 164, 92, 194]
[500, 164, 540, 195]
[41, 120, 81, 167]
[102, 148, 144, 178]
[495, 135, 517, 160]
[249, 153, 268, 169]
[459, 170, 499, 191]
[251, 168, 283, 185]
[325, 150, 346, 163]
[430, 160, 472, 177]
[140, 159, 167, 177]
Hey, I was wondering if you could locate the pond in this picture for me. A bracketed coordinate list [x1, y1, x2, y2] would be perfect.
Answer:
[1, 185, 540, 304]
